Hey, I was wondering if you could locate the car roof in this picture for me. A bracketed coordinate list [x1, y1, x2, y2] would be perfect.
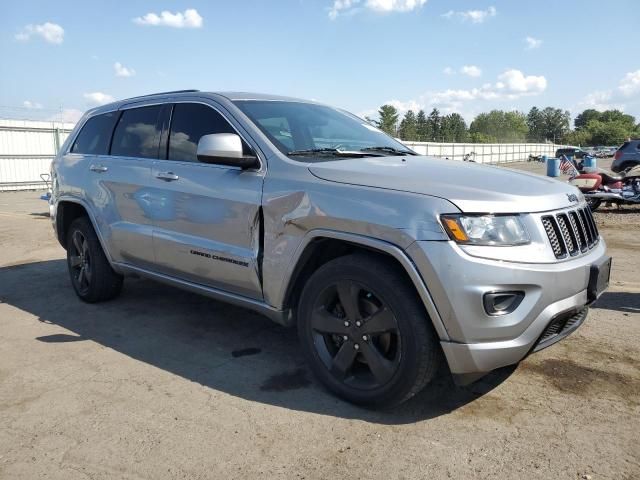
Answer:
[85, 90, 320, 118]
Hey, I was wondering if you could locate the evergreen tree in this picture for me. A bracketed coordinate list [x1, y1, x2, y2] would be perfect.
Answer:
[416, 110, 428, 141]
[398, 110, 418, 141]
[441, 113, 468, 142]
[426, 108, 441, 141]
[377, 105, 399, 136]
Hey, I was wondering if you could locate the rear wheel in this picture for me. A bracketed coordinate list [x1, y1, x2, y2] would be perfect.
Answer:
[297, 254, 441, 407]
[66, 217, 123, 302]
[586, 197, 602, 212]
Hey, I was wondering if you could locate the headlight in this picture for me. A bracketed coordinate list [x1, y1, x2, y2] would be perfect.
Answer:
[441, 214, 530, 246]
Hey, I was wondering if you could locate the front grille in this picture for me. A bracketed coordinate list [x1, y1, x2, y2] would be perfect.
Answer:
[541, 207, 599, 258]
[533, 307, 588, 352]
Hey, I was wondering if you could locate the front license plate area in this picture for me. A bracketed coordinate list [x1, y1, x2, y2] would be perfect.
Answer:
[588, 257, 611, 303]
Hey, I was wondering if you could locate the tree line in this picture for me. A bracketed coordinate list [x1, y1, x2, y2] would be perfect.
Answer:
[367, 105, 640, 146]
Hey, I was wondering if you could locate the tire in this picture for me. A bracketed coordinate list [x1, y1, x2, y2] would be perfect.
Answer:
[586, 197, 602, 212]
[66, 217, 123, 303]
[297, 253, 441, 407]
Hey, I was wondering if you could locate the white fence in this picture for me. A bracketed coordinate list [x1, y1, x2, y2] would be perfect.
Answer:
[0, 119, 568, 191]
[0, 119, 74, 191]
[403, 141, 567, 164]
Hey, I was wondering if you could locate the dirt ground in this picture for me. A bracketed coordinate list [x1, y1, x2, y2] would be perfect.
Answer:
[0, 160, 638, 479]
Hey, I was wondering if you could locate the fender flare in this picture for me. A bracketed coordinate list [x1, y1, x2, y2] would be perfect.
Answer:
[55, 196, 117, 267]
[279, 229, 450, 341]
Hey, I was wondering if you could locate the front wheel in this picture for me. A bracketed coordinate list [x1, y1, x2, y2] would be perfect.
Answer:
[66, 217, 123, 302]
[297, 254, 441, 407]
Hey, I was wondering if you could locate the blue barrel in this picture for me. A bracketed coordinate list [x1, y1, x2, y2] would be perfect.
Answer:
[546, 157, 560, 177]
[583, 155, 597, 169]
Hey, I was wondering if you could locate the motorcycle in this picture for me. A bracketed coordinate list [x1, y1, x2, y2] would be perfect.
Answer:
[568, 157, 640, 211]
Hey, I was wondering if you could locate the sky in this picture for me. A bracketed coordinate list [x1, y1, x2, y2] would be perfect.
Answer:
[2, 0, 639, 125]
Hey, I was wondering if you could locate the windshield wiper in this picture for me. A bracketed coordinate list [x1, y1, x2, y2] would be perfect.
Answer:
[287, 148, 382, 157]
[360, 146, 417, 156]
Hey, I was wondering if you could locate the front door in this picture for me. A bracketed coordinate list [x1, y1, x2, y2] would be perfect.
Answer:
[150, 101, 265, 300]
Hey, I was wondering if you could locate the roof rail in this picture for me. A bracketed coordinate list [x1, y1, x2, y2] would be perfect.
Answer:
[124, 89, 200, 101]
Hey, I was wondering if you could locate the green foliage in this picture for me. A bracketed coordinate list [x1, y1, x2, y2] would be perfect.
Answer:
[398, 110, 417, 141]
[426, 108, 441, 141]
[571, 109, 639, 145]
[398, 109, 468, 142]
[469, 110, 528, 142]
[563, 129, 591, 146]
[416, 110, 428, 141]
[574, 109, 601, 130]
[527, 107, 570, 142]
[440, 113, 468, 142]
[469, 132, 496, 143]
[586, 120, 636, 146]
[376, 105, 399, 136]
[370, 104, 639, 146]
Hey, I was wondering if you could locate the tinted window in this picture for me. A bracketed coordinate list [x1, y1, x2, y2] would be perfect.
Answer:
[111, 106, 162, 159]
[70, 112, 118, 155]
[168, 103, 236, 162]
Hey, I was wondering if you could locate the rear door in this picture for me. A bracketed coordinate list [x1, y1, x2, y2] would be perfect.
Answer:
[150, 101, 265, 299]
[82, 104, 163, 268]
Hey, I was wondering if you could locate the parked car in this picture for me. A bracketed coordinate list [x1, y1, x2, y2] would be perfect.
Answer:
[612, 140, 640, 172]
[49, 90, 610, 407]
[555, 147, 590, 159]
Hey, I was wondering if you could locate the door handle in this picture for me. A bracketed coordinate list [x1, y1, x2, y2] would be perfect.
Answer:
[156, 171, 179, 181]
[89, 164, 108, 173]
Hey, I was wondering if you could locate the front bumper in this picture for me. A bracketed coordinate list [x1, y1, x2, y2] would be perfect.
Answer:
[407, 238, 608, 377]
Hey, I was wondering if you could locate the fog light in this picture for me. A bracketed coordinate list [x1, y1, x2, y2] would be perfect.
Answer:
[483, 291, 524, 316]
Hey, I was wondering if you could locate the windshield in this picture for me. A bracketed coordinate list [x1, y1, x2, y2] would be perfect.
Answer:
[233, 100, 414, 161]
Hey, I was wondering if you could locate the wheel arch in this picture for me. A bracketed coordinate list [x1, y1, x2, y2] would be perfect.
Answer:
[280, 230, 449, 341]
[54, 198, 115, 266]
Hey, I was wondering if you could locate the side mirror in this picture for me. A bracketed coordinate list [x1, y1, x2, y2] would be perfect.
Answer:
[196, 133, 260, 169]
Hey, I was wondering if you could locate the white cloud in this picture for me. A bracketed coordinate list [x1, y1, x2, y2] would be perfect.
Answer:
[442, 6, 496, 23]
[114, 62, 136, 77]
[460, 65, 482, 77]
[367, 69, 547, 121]
[619, 70, 640, 96]
[578, 69, 640, 114]
[23, 100, 43, 109]
[443, 66, 454, 75]
[496, 69, 546, 94]
[83, 92, 114, 106]
[329, 0, 427, 19]
[15, 22, 64, 44]
[133, 9, 203, 28]
[525, 36, 542, 50]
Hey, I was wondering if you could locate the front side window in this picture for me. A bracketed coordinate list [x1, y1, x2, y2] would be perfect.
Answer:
[168, 103, 236, 162]
[111, 105, 162, 159]
[70, 112, 118, 155]
[233, 100, 413, 161]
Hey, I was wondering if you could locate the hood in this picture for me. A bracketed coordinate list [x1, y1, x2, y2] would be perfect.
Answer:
[308, 155, 581, 213]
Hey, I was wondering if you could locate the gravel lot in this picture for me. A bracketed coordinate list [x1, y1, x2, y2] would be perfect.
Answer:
[0, 160, 638, 479]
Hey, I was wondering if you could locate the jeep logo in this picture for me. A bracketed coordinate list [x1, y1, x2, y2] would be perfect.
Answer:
[567, 193, 578, 203]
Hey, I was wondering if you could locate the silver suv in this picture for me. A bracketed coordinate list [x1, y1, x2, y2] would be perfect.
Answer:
[50, 90, 610, 406]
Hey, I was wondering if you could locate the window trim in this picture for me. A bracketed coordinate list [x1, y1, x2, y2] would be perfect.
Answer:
[108, 103, 165, 160]
[68, 110, 120, 157]
[160, 100, 264, 171]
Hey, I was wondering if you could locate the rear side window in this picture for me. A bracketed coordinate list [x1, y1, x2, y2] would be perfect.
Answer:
[70, 112, 118, 155]
[111, 105, 163, 159]
[619, 141, 630, 151]
[167, 103, 236, 162]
